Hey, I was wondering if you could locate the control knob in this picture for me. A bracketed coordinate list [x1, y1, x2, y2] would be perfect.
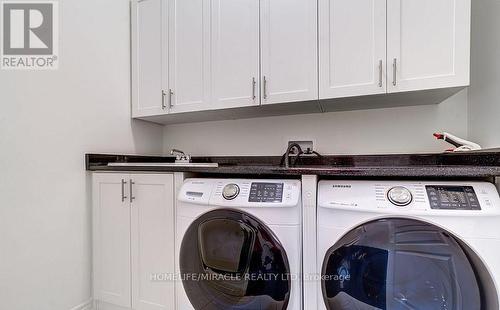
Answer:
[387, 186, 413, 207]
[222, 184, 240, 200]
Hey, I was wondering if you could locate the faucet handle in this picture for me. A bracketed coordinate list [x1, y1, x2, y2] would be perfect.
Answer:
[170, 148, 184, 156]
[170, 148, 191, 163]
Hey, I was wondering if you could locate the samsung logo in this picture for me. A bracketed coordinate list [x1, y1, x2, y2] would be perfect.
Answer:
[332, 185, 351, 188]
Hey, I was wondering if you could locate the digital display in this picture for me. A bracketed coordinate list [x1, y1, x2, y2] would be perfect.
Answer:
[186, 191, 203, 198]
[249, 183, 283, 203]
[426, 186, 480, 210]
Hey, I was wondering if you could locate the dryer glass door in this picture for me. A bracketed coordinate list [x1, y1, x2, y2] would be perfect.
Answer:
[321, 218, 482, 310]
[180, 209, 291, 309]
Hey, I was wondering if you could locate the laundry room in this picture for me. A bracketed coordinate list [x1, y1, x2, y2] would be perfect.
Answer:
[1, 0, 500, 309]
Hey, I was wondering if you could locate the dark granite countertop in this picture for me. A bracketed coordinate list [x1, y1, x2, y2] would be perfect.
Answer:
[86, 150, 500, 178]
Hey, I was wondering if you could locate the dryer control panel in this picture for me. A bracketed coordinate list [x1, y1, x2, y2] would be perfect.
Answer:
[426, 185, 480, 210]
[318, 180, 500, 215]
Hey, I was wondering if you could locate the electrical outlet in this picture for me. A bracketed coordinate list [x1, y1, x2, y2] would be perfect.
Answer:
[288, 140, 314, 154]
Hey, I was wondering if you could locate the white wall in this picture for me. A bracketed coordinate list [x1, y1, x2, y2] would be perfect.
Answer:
[0, 1, 163, 310]
[163, 90, 468, 156]
[468, 0, 500, 149]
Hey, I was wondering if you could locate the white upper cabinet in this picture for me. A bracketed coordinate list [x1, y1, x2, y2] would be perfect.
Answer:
[168, 0, 212, 113]
[261, 0, 318, 104]
[319, 0, 387, 99]
[131, 0, 166, 117]
[387, 0, 471, 93]
[131, 0, 471, 123]
[211, 0, 260, 109]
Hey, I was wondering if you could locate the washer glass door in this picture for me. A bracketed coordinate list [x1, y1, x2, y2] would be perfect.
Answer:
[180, 209, 291, 309]
[321, 218, 482, 310]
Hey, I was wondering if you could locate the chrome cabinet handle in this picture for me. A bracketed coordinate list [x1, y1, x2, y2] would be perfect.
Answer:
[252, 77, 256, 100]
[121, 179, 128, 202]
[161, 90, 167, 109]
[378, 60, 383, 88]
[168, 89, 174, 108]
[129, 179, 136, 203]
[263, 76, 268, 99]
[392, 58, 397, 86]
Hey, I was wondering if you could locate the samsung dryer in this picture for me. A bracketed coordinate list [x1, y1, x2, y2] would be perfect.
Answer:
[316, 180, 500, 310]
[176, 178, 302, 310]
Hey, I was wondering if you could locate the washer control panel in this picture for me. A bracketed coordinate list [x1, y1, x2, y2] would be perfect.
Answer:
[178, 179, 301, 208]
[248, 183, 284, 203]
[426, 185, 480, 210]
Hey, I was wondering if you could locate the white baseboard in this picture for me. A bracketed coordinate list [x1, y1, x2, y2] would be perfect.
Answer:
[69, 299, 93, 310]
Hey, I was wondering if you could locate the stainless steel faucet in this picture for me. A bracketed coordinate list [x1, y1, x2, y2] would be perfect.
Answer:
[170, 149, 191, 163]
[284, 143, 303, 169]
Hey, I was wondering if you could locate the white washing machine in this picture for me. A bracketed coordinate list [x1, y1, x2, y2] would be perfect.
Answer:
[176, 178, 302, 310]
[316, 180, 500, 310]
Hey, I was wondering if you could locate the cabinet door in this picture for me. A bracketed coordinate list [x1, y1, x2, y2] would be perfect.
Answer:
[93, 174, 131, 308]
[387, 0, 471, 93]
[132, 0, 168, 117]
[168, 0, 211, 113]
[261, 0, 318, 104]
[211, 0, 260, 109]
[319, 0, 387, 99]
[130, 174, 175, 310]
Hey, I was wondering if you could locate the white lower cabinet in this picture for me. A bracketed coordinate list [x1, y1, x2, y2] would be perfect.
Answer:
[93, 173, 175, 310]
[93, 174, 131, 308]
